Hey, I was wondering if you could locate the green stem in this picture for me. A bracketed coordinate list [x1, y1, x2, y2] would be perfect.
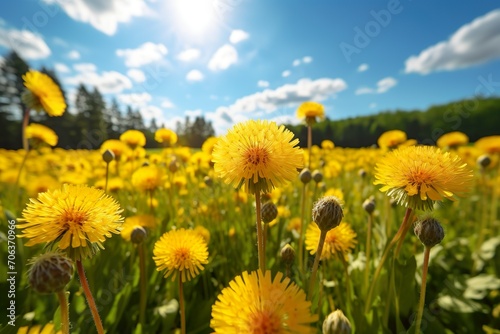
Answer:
[415, 246, 431, 334]
[179, 278, 186, 334]
[363, 213, 373, 292]
[308, 229, 327, 301]
[340, 254, 353, 317]
[298, 183, 308, 272]
[56, 290, 70, 334]
[104, 162, 110, 194]
[76, 261, 104, 334]
[255, 188, 265, 271]
[138, 243, 147, 327]
[307, 125, 312, 169]
[22, 108, 30, 151]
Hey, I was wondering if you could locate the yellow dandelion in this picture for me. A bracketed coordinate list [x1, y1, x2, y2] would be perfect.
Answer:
[17, 323, 62, 334]
[305, 222, 357, 260]
[17, 184, 123, 261]
[202, 136, 219, 155]
[321, 139, 335, 149]
[194, 225, 211, 244]
[120, 129, 146, 148]
[153, 228, 209, 282]
[26, 175, 59, 197]
[377, 130, 407, 149]
[437, 131, 469, 149]
[22, 70, 66, 116]
[100, 139, 129, 161]
[25, 123, 58, 147]
[211, 270, 318, 333]
[475, 135, 500, 154]
[296, 101, 325, 125]
[155, 128, 178, 146]
[121, 215, 156, 241]
[132, 165, 163, 192]
[374, 145, 474, 210]
[212, 120, 303, 194]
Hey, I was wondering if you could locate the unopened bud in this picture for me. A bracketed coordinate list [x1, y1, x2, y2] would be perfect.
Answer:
[280, 244, 295, 266]
[102, 149, 115, 163]
[477, 154, 491, 169]
[414, 217, 445, 248]
[28, 253, 74, 294]
[312, 196, 343, 232]
[362, 198, 376, 214]
[323, 310, 352, 334]
[312, 170, 323, 183]
[169, 159, 179, 173]
[358, 169, 367, 178]
[299, 168, 312, 184]
[261, 202, 278, 224]
[131, 226, 147, 244]
[204, 176, 213, 187]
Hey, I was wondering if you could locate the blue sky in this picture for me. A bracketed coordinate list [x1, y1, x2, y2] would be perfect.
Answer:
[1, 0, 499, 134]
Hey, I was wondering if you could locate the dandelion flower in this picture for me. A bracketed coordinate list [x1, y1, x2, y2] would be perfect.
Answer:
[121, 215, 156, 241]
[374, 145, 473, 210]
[475, 135, 500, 154]
[153, 228, 209, 282]
[22, 70, 66, 116]
[100, 139, 129, 161]
[321, 139, 335, 150]
[211, 270, 318, 333]
[155, 128, 178, 146]
[305, 222, 357, 260]
[26, 123, 58, 147]
[132, 165, 163, 192]
[296, 101, 325, 125]
[212, 120, 303, 194]
[18, 184, 123, 261]
[120, 129, 146, 149]
[437, 131, 469, 149]
[377, 130, 407, 149]
[17, 323, 62, 334]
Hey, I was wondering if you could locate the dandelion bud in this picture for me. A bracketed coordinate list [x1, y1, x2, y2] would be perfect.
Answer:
[358, 169, 367, 178]
[28, 253, 73, 294]
[169, 159, 179, 173]
[131, 226, 147, 244]
[477, 154, 491, 169]
[323, 309, 352, 334]
[362, 198, 376, 214]
[261, 201, 278, 224]
[312, 196, 343, 232]
[299, 168, 312, 184]
[312, 170, 323, 183]
[204, 176, 213, 187]
[102, 149, 115, 163]
[414, 217, 445, 248]
[280, 244, 295, 266]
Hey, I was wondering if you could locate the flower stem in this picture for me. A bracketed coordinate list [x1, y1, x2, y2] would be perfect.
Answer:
[415, 246, 431, 334]
[76, 261, 104, 334]
[307, 125, 312, 169]
[179, 278, 186, 334]
[22, 108, 30, 151]
[308, 229, 327, 301]
[363, 212, 373, 293]
[138, 243, 147, 327]
[104, 161, 110, 194]
[255, 188, 266, 271]
[298, 183, 308, 272]
[56, 290, 70, 334]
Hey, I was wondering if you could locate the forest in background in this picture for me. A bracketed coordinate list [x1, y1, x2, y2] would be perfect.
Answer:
[1, 50, 499, 150]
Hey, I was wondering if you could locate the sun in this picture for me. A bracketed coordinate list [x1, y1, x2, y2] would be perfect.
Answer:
[171, 0, 217, 36]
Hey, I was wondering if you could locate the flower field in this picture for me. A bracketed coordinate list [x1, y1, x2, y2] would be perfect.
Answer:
[0, 72, 499, 333]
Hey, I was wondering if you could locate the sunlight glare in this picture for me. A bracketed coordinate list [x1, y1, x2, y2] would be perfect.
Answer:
[172, 0, 216, 36]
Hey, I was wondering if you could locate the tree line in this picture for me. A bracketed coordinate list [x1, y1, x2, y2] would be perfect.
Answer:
[0, 51, 215, 150]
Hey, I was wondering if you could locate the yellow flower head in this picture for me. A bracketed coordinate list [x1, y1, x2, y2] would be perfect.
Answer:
[377, 130, 407, 149]
[132, 165, 163, 192]
[100, 139, 129, 160]
[18, 184, 124, 261]
[374, 145, 474, 210]
[26, 123, 58, 147]
[211, 270, 318, 333]
[155, 128, 178, 146]
[212, 120, 303, 194]
[202, 136, 219, 155]
[17, 323, 62, 334]
[22, 70, 66, 116]
[296, 101, 325, 125]
[153, 228, 209, 282]
[26, 175, 60, 197]
[437, 131, 469, 149]
[321, 139, 335, 149]
[121, 215, 156, 241]
[305, 222, 357, 260]
[475, 135, 500, 154]
[120, 130, 146, 148]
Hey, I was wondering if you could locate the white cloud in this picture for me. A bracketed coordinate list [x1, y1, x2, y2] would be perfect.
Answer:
[140, 105, 163, 123]
[0, 27, 50, 59]
[208, 44, 238, 71]
[185, 109, 202, 118]
[65, 70, 132, 94]
[292, 59, 301, 67]
[118, 92, 151, 108]
[257, 80, 269, 88]
[186, 69, 204, 82]
[44, 0, 151, 35]
[357, 63, 369, 72]
[282, 70, 291, 77]
[302, 56, 313, 63]
[116, 42, 168, 67]
[68, 50, 80, 59]
[127, 68, 146, 83]
[355, 77, 397, 95]
[405, 9, 500, 74]
[177, 48, 200, 62]
[161, 99, 174, 109]
[73, 63, 97, 72]
[229, 29, 249, 44]
[55, 63, 71, 73]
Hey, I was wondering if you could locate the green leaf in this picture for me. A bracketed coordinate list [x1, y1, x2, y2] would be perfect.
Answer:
[436, 295, 488, 313]
[464, 274, 500, 300]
